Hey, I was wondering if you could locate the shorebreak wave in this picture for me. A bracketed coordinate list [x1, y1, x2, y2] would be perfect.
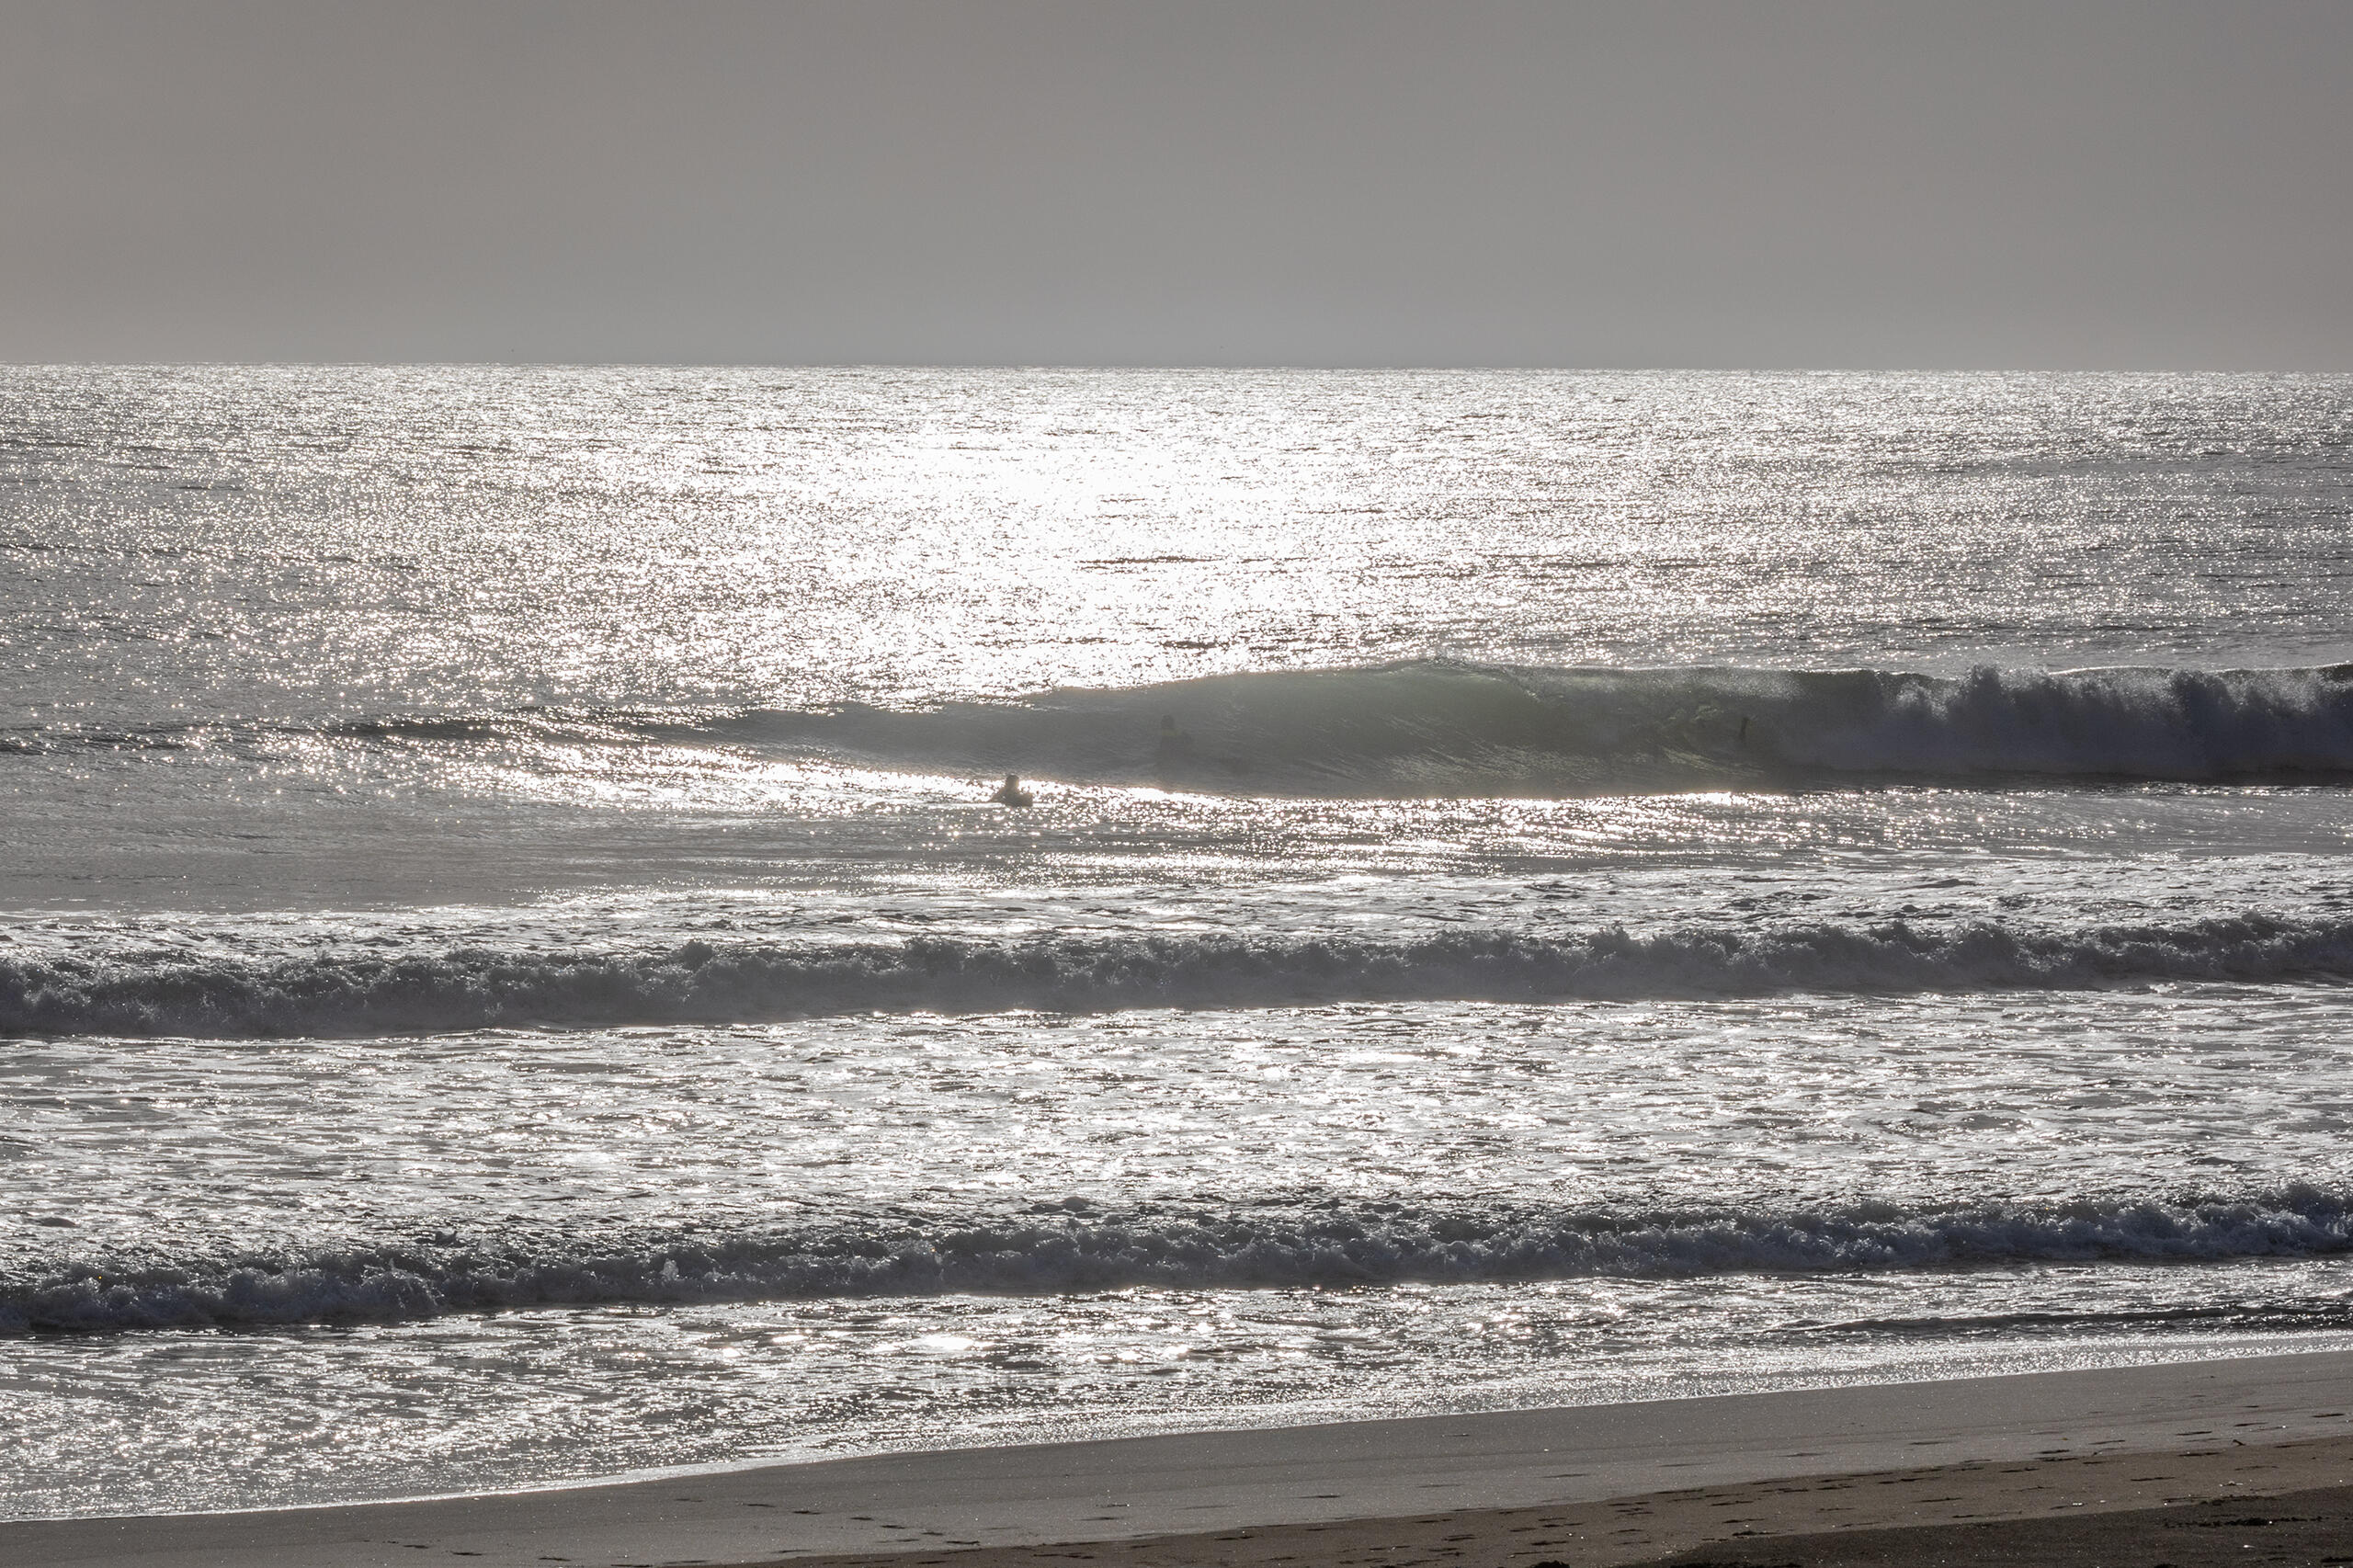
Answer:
[12, 1187, 2352, 1334]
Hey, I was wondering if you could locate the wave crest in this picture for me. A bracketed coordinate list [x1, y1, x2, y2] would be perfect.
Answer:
[5, 915, 2350, 1039]
[26, 661, 2352, 795]
[708, 659, 2353, 794]
[13, 1187, 2351, 1334]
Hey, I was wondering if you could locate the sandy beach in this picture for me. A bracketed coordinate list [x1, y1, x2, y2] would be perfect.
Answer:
[10, 1349, 2353, 1568]
[767, 1443, 2353, 1568]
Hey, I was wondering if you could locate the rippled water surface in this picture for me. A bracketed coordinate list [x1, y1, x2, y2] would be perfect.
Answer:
[5, 369, 2353, 1516]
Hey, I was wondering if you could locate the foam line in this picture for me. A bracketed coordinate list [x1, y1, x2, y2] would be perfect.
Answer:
[6, 914, 2349, 1039]
[12, 1187, 2352, 1333]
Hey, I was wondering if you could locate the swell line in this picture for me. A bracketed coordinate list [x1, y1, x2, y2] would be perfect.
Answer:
[673, 658, 2353, 794]
[5, 913, 2349, 1039]
[17, 659, 2353, 797]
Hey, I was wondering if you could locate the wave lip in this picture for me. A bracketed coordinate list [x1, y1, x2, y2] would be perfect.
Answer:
[22, 660, 2350, 796]
[692, 658, 2353, 796]
[6, 914, 2351, 1040]
[12, 1187, 2353, 1335]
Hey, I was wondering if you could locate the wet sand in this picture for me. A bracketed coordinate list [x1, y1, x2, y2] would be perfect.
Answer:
[8, 1350, 2353, 1568]
[1643, 1477, 2353, 1566]
[755, 1437, 2353, 1568]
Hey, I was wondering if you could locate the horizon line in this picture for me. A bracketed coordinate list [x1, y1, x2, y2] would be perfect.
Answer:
[4, 361, 2347, 376]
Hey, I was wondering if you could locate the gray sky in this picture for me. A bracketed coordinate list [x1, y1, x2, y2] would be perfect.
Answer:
[4, 0, 2347, 367]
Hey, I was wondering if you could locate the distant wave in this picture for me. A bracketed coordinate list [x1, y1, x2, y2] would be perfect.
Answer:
[6, 914, 2350, 1039]
[21, 660, 2353, 794]
[320, 658, 2353, 795]
[12, 1187, 2353, 1334]
[690, 659, 2353, 794]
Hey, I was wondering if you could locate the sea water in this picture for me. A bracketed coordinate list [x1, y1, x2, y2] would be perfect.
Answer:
[5, 367, 2353, 1517]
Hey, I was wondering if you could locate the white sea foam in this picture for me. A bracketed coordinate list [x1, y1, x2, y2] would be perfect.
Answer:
[13, 1188, 2352, 1334]
[6, 913, 2348, 1038]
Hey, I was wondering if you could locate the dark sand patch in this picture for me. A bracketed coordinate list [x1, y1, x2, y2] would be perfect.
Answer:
[734, 1437, 2353, 1568]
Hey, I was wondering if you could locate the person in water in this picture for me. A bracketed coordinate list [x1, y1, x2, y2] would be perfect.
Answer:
[990, 772, 1033, 807]
[1154, 713, 1194, 765]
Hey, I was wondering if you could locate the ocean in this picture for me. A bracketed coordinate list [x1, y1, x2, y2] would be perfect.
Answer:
[6, 366, 2353, 1519]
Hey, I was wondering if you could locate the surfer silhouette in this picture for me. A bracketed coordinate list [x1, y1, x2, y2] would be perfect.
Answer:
[1154, 713, 1195, 766]
[989, 772, 1033, 808]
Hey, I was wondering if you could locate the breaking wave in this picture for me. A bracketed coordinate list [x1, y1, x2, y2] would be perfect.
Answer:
[13, 1187, 2353, 1334]
[28, 660, 2352, 796]
[689, 658, 2353, 794]
[5, 914, 2350, 1039]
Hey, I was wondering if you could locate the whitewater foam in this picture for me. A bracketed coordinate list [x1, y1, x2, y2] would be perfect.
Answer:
[14, 1187, 2352, 1335]
[6, 913, 2348, 1039]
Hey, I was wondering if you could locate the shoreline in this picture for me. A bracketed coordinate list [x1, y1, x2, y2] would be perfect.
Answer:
[8, 1347, 2353, 1568]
